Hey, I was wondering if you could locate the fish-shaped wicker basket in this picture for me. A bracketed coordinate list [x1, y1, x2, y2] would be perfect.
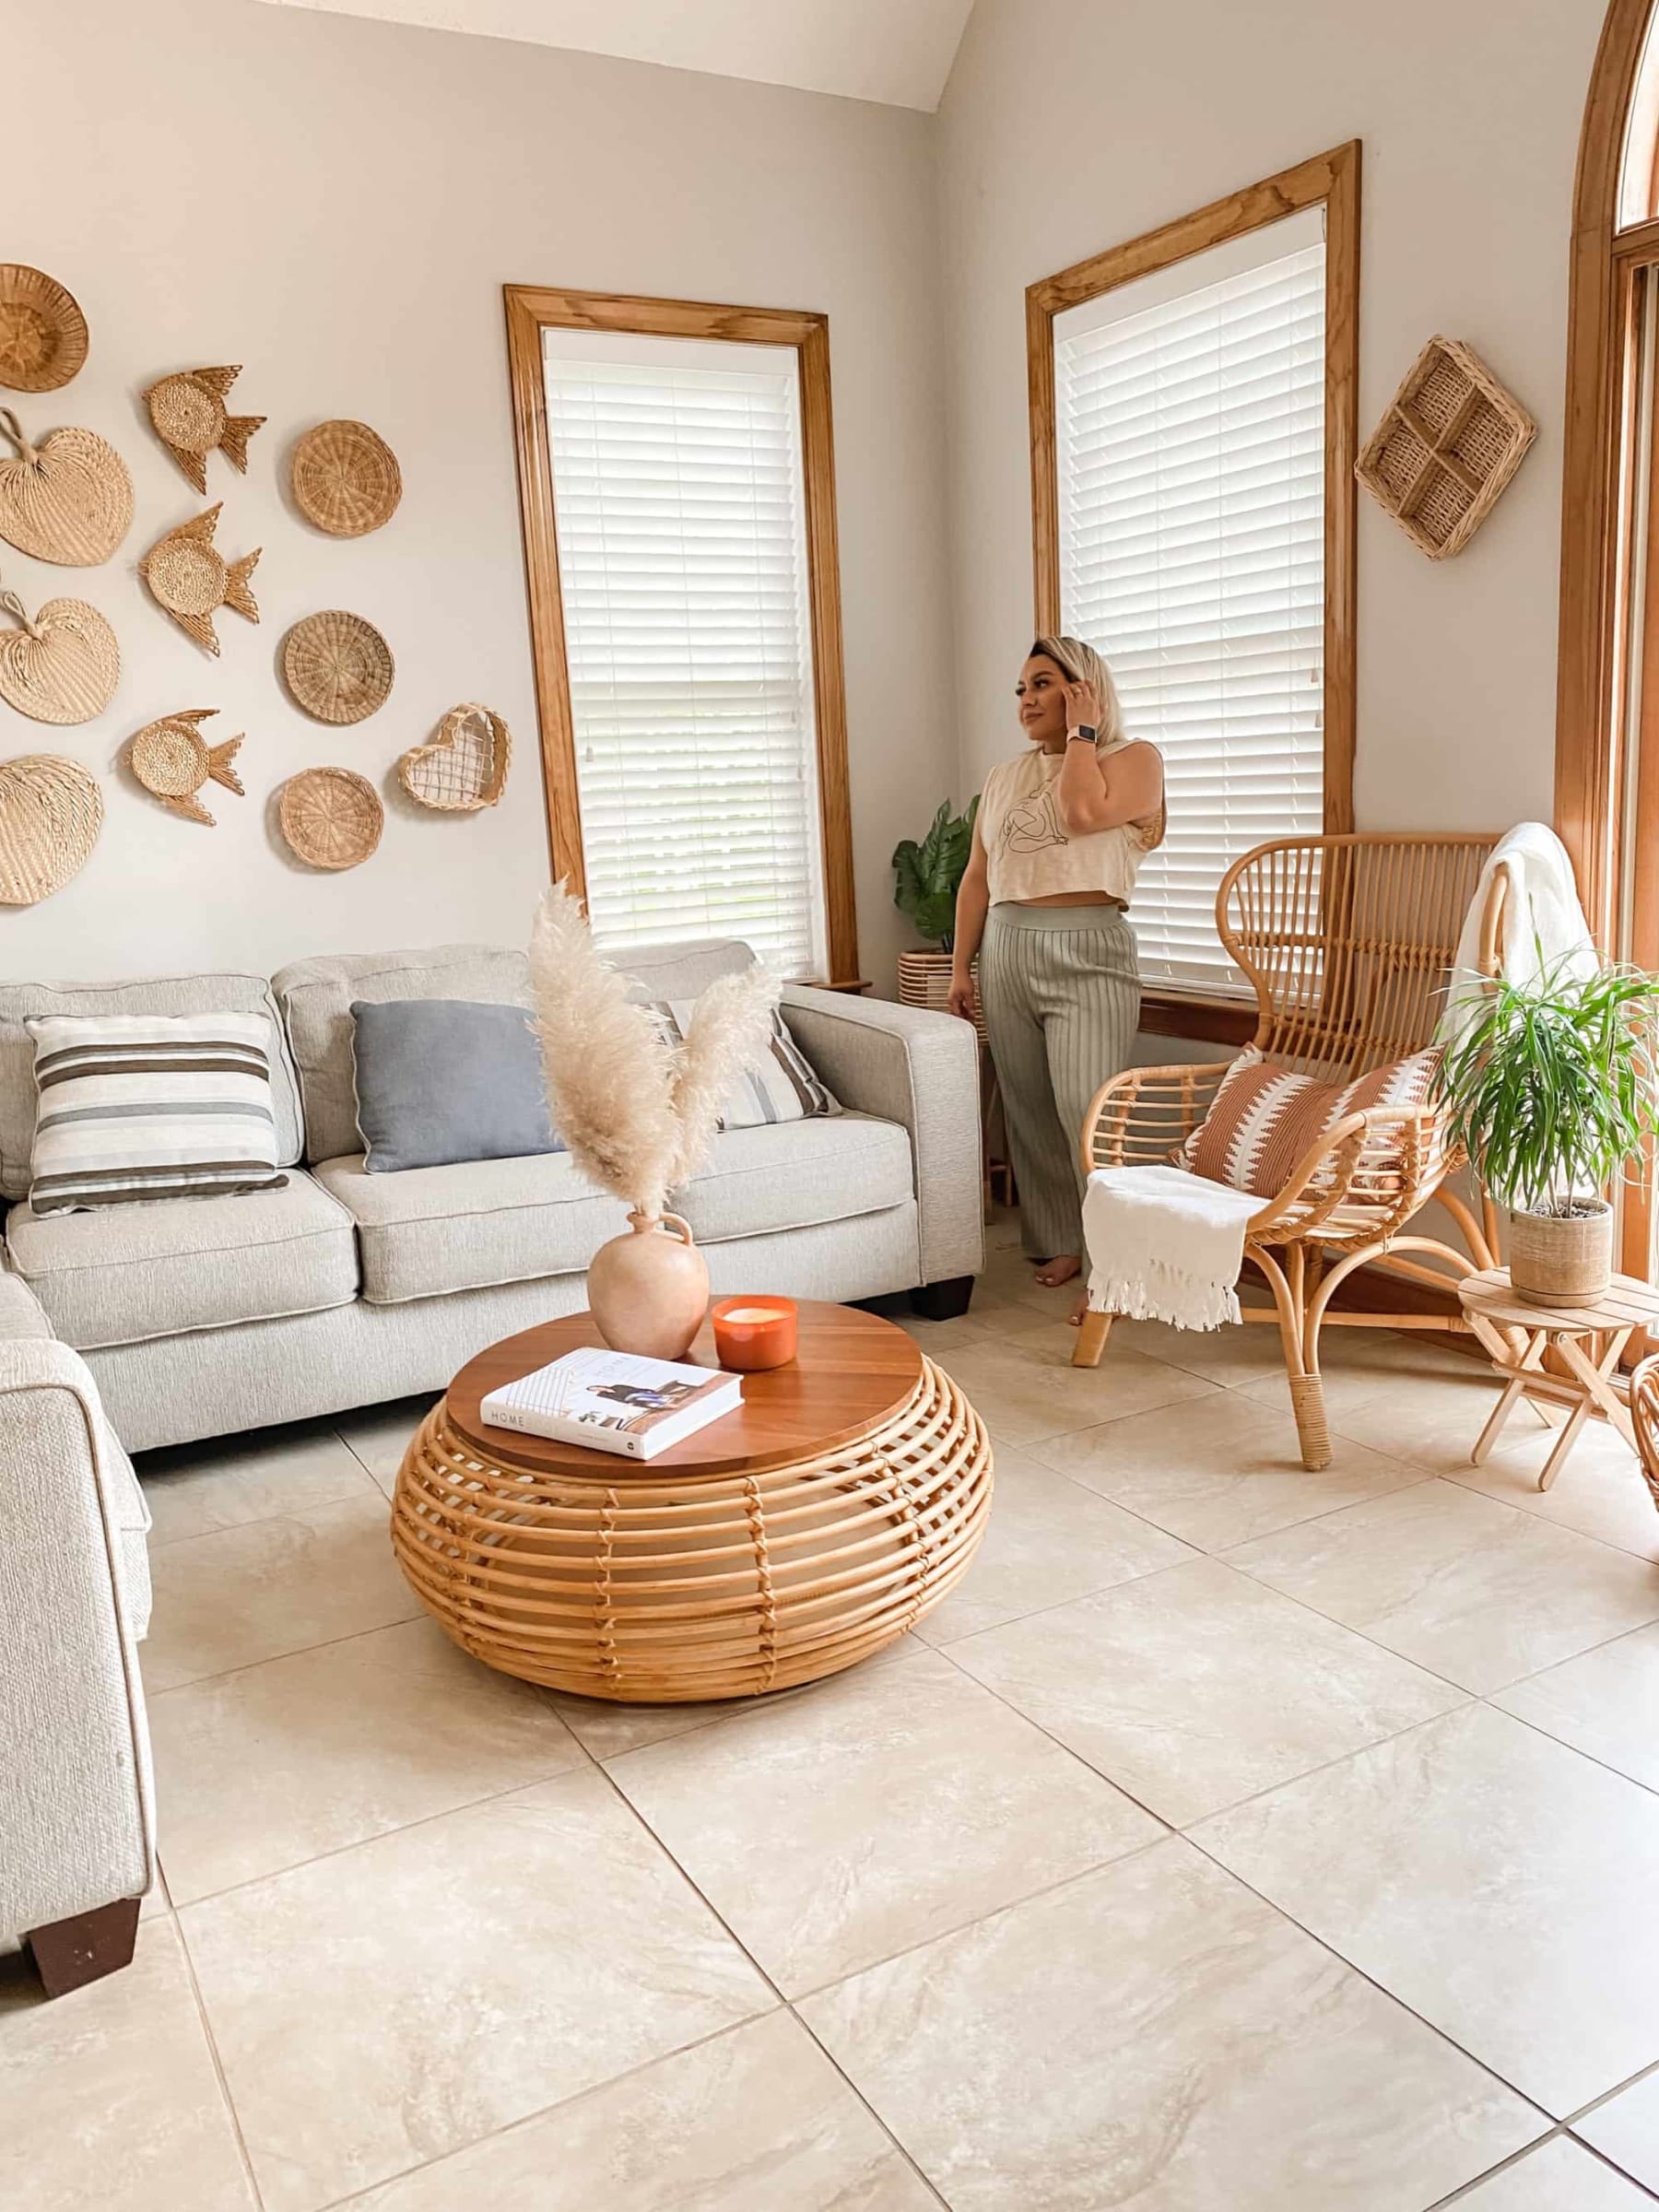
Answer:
[129, 708, 244, 827]
[145, 366, 265, 496]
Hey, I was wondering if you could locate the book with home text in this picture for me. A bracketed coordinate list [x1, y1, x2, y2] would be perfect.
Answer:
[478, 1346, 742, 1460]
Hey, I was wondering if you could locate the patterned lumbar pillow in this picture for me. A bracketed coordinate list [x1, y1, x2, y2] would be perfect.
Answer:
[26, 1010, 287, 1215]
[1179, 1045, 1442, 1198]
[651, 1003, 839, 1129]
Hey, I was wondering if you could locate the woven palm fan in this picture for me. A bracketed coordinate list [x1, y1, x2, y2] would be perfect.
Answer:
[0, 406, 133, 566]
[290, 419, 402, 536]
[0, 268, 88, 394]
[278, 766, 382, 869]
[0, 585, 119, 725]
[282, 609, 394, 724]
[397, 703, 511, 811]
[0, 755, 102, 903]
[140, 504, 260, 655]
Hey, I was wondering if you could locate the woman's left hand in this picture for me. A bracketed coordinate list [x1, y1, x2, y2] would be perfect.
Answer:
[1062, 678, 1101, 735]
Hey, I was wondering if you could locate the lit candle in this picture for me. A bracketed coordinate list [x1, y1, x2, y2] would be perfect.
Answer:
[711, 1295, 798, 1371]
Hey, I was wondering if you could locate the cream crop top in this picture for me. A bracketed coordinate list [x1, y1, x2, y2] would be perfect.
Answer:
[978, 736, 1165, 907]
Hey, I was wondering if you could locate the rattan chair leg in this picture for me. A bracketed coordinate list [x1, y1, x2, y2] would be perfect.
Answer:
[1288, 1371, 1334, 1472]
[1072, 1312, 1112, 1369]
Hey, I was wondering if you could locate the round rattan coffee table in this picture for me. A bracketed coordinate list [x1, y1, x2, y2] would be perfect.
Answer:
[391, 1302, 993, 1703]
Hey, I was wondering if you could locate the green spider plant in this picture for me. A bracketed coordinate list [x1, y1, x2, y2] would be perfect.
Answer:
[891, 795, 980, 950]
[1436, 951, 1659, 1216]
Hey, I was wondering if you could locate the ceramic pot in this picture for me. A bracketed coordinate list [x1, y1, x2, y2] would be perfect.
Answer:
[587, 1209, 710, 1359]
[1508, 1199, 1614, 1307]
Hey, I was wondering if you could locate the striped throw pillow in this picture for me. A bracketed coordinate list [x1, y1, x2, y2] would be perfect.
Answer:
[26, 1011, 287, 1215]
[1179, 1045, 1441, 1198]
[652, 1004, 840, 1129]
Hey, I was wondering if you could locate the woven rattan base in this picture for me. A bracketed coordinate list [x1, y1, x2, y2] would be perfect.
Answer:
[392, 1357, 993, 1702]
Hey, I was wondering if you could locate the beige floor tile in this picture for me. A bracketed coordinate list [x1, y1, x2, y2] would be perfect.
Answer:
[181, 1767, 771, 2212]
[914, 1445, 1194, 1644]
[0, 1919, 255, 2212]
[349, 2010, 935, 2210]
[1107, 1312, 1306, 1388]
[150, 1618, 585, 1903]
[1193, 1704, 1659, 2116]
[1237, 1347, 1496, 1428]
[140, 1862, 171, 1919]
[333, 1394, 441, 1496]
[1032, 1387, 1427, 1551]
[606, 1644, 1161, 1995]
[1493, 1623, 1659, 1794]
[1576, 2070, 1659, 2196]
[142, 1490, 418, 1692]
[950, 1557, 1466, 1827]
[1452, 2136, 1656, 2209]
[138, 1421, 378, 1546]
[1225, 1478, 1659, 1693]
[800, 1836, 1539, 2212]
[934, 1327, 1215, 1448]
[889, 1306, 1002, 1353]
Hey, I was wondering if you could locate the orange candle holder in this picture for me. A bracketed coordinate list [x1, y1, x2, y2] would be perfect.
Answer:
[711, 1295, 798, 1372]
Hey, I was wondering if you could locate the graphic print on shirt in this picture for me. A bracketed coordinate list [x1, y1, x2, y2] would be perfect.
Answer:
[1002, 782, 1068, 856]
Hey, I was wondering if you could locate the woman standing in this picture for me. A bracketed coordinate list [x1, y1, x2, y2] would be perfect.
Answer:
[948, 637, 1164, 1296]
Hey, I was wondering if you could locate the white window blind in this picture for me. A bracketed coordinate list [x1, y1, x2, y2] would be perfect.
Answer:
[1054, 207, 1326, 995]
[543, 328, 828, 978]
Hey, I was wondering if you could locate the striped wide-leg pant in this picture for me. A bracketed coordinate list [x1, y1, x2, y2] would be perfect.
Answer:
[979, 902, 1141, 1261]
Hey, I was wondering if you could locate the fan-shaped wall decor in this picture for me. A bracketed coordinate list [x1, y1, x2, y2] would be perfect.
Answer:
[278, 766, 382, 869]
[0, 268, 88, 394]
[397, 702, 511, 812]
[140, 504, 260, 656]
[281, 609, 394, 724]
[290, 419, 402, 536]
[129, 707, 244, 827]
[0, 406, 132, 566]
[0, 754, 102, 903]
[0, 587, 119, 724]
[145, 366, 265, 496]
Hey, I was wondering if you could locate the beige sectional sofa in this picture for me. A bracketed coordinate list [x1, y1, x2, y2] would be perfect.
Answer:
[0, 936, 983, 1455]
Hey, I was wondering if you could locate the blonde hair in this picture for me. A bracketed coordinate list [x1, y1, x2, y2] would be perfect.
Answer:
[1029, 635, 1125, 748]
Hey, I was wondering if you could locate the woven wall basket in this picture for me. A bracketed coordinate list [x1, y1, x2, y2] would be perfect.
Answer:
[1356, 335, 1536, 560]
[282, 609, 394, 724]
[0, 406, 133, 566]
[397, 702, 510, 811]
[129, 707, 244, 827]
[290, 419, 402, 536]
[0, 754, 102, 903]
[145, 366, 265, 497]
[0, 268, 88, 394]
[0, 588, 119, 724]
[140, 504, 260, 656]
[278, 766, 383, 869]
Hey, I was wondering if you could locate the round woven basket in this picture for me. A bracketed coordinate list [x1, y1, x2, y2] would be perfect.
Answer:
[0, 409, 133, 567]
[0, 754, 102, 903]
[290, 419, 402, 537]
[278, 766, 383, 869]
[0, 592, 120, 725]
[0, 267, 88, 394]
[283, 609, 394, 724]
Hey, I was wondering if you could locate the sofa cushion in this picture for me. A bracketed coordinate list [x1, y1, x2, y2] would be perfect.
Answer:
[0, 971, 304, 1203]
[351, 998, 560, 1172]
[6, 1170, 359, 1352]
[312, 1112, 913, 1306]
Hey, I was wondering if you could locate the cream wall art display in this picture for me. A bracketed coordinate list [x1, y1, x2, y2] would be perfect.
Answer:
[0, 584, 118, 724]
[145, 366, 265, 494]
[0, 267, 88, 394]
[128, 708, 244, 826]
[0, 754, 102, 903]
[140, 504, 260, 655]
[398, 702, 511, 811]
[0, 406, 132, 565]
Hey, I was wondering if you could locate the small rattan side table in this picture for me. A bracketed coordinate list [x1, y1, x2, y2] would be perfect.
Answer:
[1457, 1267, 1659, 1493]
[391, 1302, 994, 1703]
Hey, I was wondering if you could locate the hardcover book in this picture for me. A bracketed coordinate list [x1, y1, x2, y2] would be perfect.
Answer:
[479, 1346, 743, 1460]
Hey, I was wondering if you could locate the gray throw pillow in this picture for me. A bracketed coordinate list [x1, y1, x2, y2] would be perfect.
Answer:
[350, 1000, 560, 1173]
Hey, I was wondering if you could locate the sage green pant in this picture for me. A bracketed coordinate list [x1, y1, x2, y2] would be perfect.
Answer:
[980, 903, 1141, 1261]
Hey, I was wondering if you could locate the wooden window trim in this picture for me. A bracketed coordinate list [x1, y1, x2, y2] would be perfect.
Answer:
[1025, 142, 1360, 1045]
[502, 284, 859, 982]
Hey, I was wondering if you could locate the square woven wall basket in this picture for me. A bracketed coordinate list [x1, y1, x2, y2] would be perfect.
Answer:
[1356, 335, 1535, 560]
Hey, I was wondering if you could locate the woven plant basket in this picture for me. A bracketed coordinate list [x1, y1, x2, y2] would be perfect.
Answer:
[0, 588, 119, 724]
[0, 268, 88, 394]
[1508, 1202, 1615, 1308]
[1356, 336, 1535, 560]
[899, 947, 985, 1041]
[290, 419, 402, 536]
[140, 504, 260, 656]
[0, 407, 133, 567]
[278, 766, 383, 869]
[145, 367, 264, 496]
[397, 702, 510, 811]
[0, 754, 102, 903]
[282, 609, 394, 724]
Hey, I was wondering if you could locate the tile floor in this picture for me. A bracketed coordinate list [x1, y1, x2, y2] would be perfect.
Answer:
[7, 1220, 1659, 2207]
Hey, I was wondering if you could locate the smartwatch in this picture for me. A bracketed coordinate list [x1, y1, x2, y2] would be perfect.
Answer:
[1067, 724, 1098, 744]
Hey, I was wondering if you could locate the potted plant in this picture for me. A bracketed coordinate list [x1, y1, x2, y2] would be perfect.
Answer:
[892, 796, 980, 1025]
[1438, 955, 1659, 1305]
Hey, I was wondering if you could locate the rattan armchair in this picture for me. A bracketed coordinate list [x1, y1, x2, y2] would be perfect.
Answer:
[1072, 833, 1504, 1472]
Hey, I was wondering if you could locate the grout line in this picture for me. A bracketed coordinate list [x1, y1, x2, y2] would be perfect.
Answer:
[140, 1600, 428, 1700]
[1562, 2053, 1659, 2129]
[167, 1912, 270, 2211]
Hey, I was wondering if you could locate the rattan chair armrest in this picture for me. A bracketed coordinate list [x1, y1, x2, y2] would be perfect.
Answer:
[1077, 1059, 1233, 1175]
[1250, 1103, 1448, 1241]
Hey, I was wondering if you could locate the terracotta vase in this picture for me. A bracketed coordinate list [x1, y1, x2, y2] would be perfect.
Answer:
[586, 1209, 711, 1359]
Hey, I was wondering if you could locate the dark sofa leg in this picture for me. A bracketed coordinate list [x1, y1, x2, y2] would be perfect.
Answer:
[25, 1897, 140, 1997]
[910, 1276, 975, 1323]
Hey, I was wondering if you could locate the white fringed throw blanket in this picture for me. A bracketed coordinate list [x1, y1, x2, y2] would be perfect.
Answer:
[1082, 1164, 1261, 1331]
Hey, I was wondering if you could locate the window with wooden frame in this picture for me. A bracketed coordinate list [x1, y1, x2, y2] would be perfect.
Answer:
[504, 288, 857, 982]
[1027, 143, 1359, 1042]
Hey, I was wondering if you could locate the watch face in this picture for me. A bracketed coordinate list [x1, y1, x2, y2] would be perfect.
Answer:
[1072, 724, 1097, 742]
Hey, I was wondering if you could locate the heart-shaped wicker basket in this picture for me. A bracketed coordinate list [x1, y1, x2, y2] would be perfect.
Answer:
[0, 406, 133, 566]
[0, 587, 120, 724]
[397, 703, 511, 812]
[0, 753, 102, 903]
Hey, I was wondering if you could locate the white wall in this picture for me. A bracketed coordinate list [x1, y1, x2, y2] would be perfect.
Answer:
[935, 0, 1610, 831]
[0, 0, 954, 985]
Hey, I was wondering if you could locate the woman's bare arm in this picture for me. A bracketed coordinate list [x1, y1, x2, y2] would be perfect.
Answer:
[948, 826, 990, 1021]
[1056, 737, 1162, 836]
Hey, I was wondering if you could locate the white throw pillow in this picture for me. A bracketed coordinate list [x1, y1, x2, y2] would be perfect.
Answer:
[651, 1003, 839, 1130]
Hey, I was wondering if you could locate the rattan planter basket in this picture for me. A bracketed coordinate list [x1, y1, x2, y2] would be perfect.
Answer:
[898, 948, 984, 1041]
[1356, 336, 1535, 560]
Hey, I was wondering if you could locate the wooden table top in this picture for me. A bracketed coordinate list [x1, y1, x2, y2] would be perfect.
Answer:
[1458, 1267, 1659, 1335]
[446, 1300, 925, 1479]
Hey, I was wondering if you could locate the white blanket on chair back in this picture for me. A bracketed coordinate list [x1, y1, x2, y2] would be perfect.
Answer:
[1439, 821, 1597, 1050]
[1083, 1165, 1260, 1332]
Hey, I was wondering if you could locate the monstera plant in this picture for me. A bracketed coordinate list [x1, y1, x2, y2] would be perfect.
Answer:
[892, 796, 979, 951]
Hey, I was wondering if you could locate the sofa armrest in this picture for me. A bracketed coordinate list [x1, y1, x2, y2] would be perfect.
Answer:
[0, 1338, 154, 1942]
[782, 987, 983, 1286]
[0, 1252, 53, 1341]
